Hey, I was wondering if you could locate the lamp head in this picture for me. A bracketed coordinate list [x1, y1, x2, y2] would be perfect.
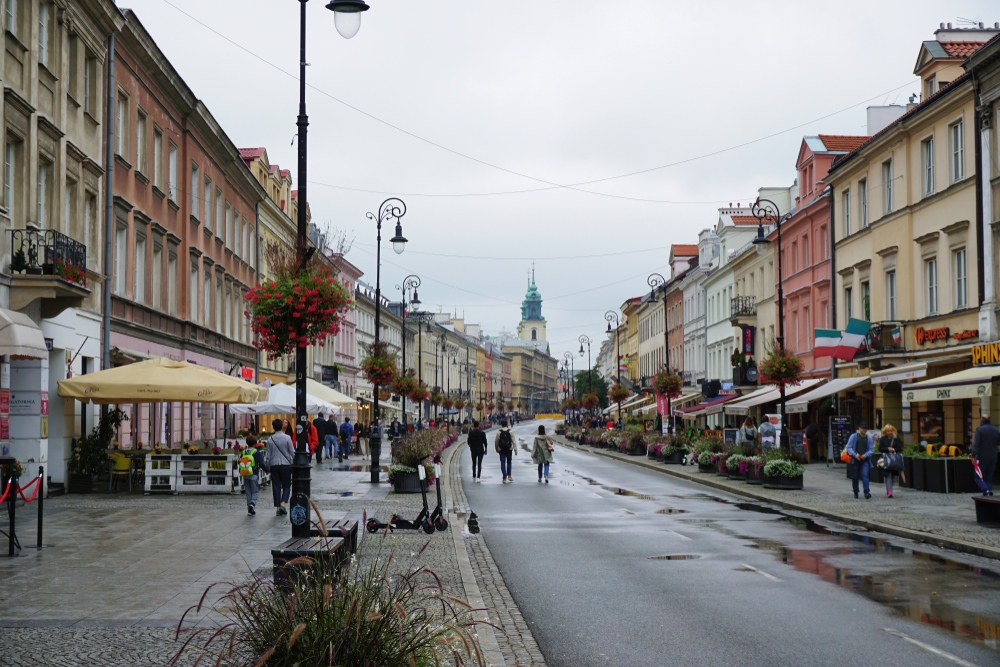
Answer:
[390, 223, 407, 255]
[326, 0, 370, 40]
[410, 289, 420, 308]
[752, 224, 771, 256]
[579, 343, 584, 355]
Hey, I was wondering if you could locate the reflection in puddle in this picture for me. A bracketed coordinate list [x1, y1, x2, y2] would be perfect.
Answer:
[563, 470, 656, 499]
[454, 511, 480, 535]
[657, 508, 687, 514]
[325, 491, 360, 497]
[648, 554, 701, 560]
[328, 465, 389, 472]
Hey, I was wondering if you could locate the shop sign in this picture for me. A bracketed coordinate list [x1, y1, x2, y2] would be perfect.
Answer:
[972, 341, 1000, 365]
[739, 325, 755, 355]
[240, 367, 255, 381]
[953, 329, 979, 341]
[0, 389, 8, 414]
[41, 392, 48, 416]
[0, 416, 7, 439]
[9, 393, 39, 415]
[915, 326, 949, 345]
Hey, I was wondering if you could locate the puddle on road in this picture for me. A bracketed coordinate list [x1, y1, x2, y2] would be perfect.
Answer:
[657, 508, 687, 514]
[454, 511, 480, 535]
[325, 491, 361, 497]
[649, 554, 701, 560]
[328, 465, 389, 472]
[563, 470, 656, 500]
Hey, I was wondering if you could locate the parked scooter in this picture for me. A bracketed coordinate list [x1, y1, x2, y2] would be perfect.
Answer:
[429, 453, 448, 532]
[366, 454, 435, 534]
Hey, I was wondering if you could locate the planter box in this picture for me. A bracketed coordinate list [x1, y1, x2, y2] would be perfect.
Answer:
[698, 463, 716, 473]
[912, 458, 926, 491]
[392, 471, 423, 494]
[728, 470, 747, 481]
[68, 473, 93, 494]
[177, 455, 238, 494]
[745, 467, 764, 485]
[950, 458, 981, 494]
[627, 445, 646, 456]
[144, 455, 180, 494]
[762, 473, 804, 490]
[869, 456, 884, 484]
[716, 461, 729, 476]
[903, 456, 914, 488]
[664, 450, 686, 465]
[924, 458, 947, 493]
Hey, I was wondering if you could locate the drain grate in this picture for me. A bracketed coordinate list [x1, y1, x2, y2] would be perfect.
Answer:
[648, 554, 701, 560]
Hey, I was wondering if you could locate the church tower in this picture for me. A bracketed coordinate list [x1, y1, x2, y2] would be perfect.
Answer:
[517, 268, 546, 343]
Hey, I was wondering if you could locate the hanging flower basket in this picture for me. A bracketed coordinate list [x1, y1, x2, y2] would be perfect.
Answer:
[378, 389, 391, 400]
[410, 384, 429, 403]
[391, 373, 417, 400]
[486, 402, 495, 411]
[429, 391, 443, 407]
[442, 397, 454, 411]
[55, 259, 87, 287]
[653, 372, 682, 399]
[455, 399, 466, 411]
[758, 347, 804, 388]
[609, 384, 630, 404]
[361, 340, 398, 388]
[245, 246, 352, 359]
[582, 393, 599, 410]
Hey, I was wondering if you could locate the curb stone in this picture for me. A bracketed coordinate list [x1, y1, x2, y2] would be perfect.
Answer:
[557, 436, 1000, 561]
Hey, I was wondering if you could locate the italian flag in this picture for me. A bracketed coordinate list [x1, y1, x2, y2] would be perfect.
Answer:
[833, 318, 871, 361]
[814, 329, 842, 358]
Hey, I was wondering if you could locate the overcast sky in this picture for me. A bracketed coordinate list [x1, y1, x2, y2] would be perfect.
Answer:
[129, 0, 996, 365]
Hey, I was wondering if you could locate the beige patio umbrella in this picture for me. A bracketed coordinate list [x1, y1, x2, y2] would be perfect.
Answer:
[57, 357, 269, 405]
[306, 378, 357, 407]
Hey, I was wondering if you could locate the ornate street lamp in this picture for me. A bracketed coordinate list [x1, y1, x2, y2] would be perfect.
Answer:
[578, 334, 592, 416]
[606, 310, 621, 423]
[647, 272, 673, 434]
[326, 0, 369, 39]
[397, 274, 420, 428]
[751, 196, 788, 451]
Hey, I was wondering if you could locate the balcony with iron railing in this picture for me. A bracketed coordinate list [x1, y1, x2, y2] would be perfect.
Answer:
[8, 229, 90, 317]
[854, 321, 905, 360]
[730, 295, 757, 322]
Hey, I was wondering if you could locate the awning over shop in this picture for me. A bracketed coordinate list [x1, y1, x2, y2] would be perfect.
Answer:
[786, 376, 870, 413]
[0, 309, 47, 359]
[722, 379, 823, 415]
[679, 394, 737, 419]
[229, 383, 339, 416]
[622, 394, 654, 411]
[901, 366, 1000, 402]
[869, 355, 966, 385]
[357, 396, 405, 413]
[674, 389, 702, 406]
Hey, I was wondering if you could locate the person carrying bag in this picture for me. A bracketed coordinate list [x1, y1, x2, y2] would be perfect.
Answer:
[737, 417, 757, 451]
[877, 424, 904, 498]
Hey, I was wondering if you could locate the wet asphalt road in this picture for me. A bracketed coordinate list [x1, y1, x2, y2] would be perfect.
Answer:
[462, 420, 1000, 667]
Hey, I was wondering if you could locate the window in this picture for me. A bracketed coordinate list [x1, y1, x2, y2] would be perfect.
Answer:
[215, 188, 222, 233]
[84, 194, 96, 264]
[925, 257, 938, 315]
[225, 284, 232, 338]
[136, 109, 147, 174]
[153, 127, 163, 189]
[167, 253, 177, 316]
[114, 225, 127, 295]
[885, 271, 896, 320]
[955, 248, 967, 309]
[859, 178, 868, 227]
[241, 217, 248, 259]
[215, 280, 222, 332]
[190, 163, 199, 218]
[135, 236, 146, 303]
[249, 227, 255, 268]
[115, 92, 128, 157]
[4, 142, 14, 209]
[842, 190, 850, 236]
[168, 143, 178, 201]
[37, 161, 51, 227]
[84, 55, 95, 115]
[203, 178, 211, 229]
[803, 235, 809, 266]
[951, 121, 964, 182]
[38, 3, 49, 67]
[229, 209, 237, 251]
[152, 244, 162, 310]
[68, 36, 78, 99]
[861, 281, 870, 321]
[882, 161, 893, 214]
[5, 0, 16, 36]
[844, 286, 853, 323]
[64, 180, 76, 230]
[203, 269, 211, 325]
[225, 202, 232, 247]
[923, 137, 934, 195]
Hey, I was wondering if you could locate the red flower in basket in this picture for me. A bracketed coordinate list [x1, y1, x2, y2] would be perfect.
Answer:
[609, 384, 630, 404]
[653, 372, 682, 400]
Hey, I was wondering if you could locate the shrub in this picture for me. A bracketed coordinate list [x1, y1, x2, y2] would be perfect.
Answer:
[697, 451, 713, 465]
[726, 454, 747, 472]
[763, 459, 805, 478]
[69, 408, 129, 478]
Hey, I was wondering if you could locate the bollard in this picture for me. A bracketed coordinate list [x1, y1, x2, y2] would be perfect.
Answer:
[36, 465, 43, 550]
[7, 475, 15, 557]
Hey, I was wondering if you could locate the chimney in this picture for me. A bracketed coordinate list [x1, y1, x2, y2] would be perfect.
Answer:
[907, 94, 918, 112]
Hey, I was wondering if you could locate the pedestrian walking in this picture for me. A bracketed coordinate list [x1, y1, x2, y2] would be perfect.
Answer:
[737, 417, 757, 451]
[237, 435, 267, 516]
[322, 412, 336, 460]
[532, 424, 554, 483]
[878, 424, 902, 498]
[972, 414, 999, 496]
[846, 422, 875, 499]
[266, 418, 295, 516]
[313, 413, 327, 464]
[338, 417, 353, 462]
[495, 419, 516, 483]
[468, 420, 487, 482]
[282, 419, 293, 438]
[389, 417, 403, 442]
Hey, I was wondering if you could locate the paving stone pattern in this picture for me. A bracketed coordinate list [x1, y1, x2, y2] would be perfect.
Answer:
[448, 444, 548, 667]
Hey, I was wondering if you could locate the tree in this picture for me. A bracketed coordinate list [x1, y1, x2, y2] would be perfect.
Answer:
[574, 369, 609, 409]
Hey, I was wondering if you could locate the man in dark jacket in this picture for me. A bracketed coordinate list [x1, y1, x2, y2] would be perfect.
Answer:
[313, 414, 327, 464]
[389, 417, 403, 441]
[972, 414, 999, 496]
[468, 420, 488, 482]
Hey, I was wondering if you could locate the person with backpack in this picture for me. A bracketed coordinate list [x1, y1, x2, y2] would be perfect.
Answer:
[338, 417, 353, 462]
[494, 419, 517, 483]
[238, 435, 267, 516]
[468, 420, 487, 482]
[737, 417, 757, 451]
[266, 419, 295, 517]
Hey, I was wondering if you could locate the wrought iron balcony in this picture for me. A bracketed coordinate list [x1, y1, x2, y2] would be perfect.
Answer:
[10, 229, 87, 285]
[854, 321, 905, 359]
[730, 295, 756, 319]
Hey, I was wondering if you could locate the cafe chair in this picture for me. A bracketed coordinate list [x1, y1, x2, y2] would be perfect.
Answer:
[130, 456, 146, 489]
[109, 455, 132, 492]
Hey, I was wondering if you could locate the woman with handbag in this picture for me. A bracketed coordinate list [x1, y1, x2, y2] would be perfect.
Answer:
[737, 417, 758, 452]
[879, 424, 903, 498]
[532, 424, 554, 483]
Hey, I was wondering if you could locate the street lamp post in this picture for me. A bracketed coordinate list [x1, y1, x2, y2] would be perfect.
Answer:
[647, 272, 673, 434]
[751, 197, 787, 452]
[397, 275, 420, 429]
[288, 0, 371, 538]
[606, 310, 622, 423]
[367, 198, 408, 484]
[563, 351, 575, 409]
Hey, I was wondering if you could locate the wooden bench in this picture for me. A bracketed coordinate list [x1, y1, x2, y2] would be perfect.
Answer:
[271, 536, 345, 589]
[973, 496, 1000, 525]
[310, 511, 361, 556]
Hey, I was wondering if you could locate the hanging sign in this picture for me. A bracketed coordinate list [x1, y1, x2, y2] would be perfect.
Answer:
[740, 325, 755, 355]
[0, 416, 8, 440]
[41, 392, 49, 416]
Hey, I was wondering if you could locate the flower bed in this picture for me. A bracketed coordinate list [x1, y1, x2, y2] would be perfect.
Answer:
[762, 459, 805, 490]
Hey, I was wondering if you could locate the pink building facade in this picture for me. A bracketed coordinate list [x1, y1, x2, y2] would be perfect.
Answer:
[777, 135, 868, 380]
[330, 257, 362, 422]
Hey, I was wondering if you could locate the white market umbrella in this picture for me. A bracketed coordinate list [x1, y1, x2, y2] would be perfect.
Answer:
[229, 383, 339, 416]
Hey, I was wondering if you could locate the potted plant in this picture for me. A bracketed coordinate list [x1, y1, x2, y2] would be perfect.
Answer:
[726, 453, 747, 480]
[744, 456, 765, 484]
[68, 408, 129, 493]
[713, 452, 730, 476]
[762, 459, 805, 489]
[389, 431, 438, 493]
[625, 432, 646, 456]
[697, 451, 715, 473]
[10, 246, 27, 273]
[245, 239, 353, 360]
[26, 241, 41, 275]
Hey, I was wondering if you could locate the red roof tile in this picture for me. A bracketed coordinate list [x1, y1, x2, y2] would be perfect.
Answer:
[941, 41, 986, 57]
[730, 215, 761, 226]
[671, 244, 698, 256]
[818, 135, 869, 152]
[268, 164, 278, 174]
[238, 147, 266, 161]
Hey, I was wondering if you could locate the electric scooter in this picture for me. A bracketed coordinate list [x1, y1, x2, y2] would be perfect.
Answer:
[428, 453, 448, 532]
[367, 455, 435, 534]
